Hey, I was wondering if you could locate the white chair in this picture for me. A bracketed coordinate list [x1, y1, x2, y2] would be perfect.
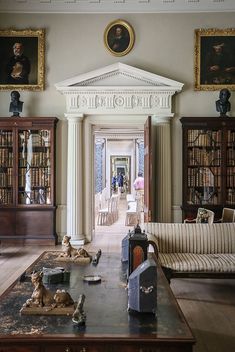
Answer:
[97, 198, 113, 225]
[125, 201, 138, 226]
[218, 207, 235, 222]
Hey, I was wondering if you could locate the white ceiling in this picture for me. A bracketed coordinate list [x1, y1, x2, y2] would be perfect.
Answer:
[0, 0, 234, 14]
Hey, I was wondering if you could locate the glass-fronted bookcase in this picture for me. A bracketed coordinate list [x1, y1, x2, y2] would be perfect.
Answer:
[0, 117, 58, 244]
[180, 117, 235, 221]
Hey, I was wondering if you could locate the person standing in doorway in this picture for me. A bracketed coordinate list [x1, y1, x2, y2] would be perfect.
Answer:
[133, 172, 144, 191]
[117, 172, 124, 193]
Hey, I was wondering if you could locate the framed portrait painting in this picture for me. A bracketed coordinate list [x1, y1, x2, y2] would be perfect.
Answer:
[0, 29, 45, 91]
[195, 28, 235, 91]
[104, 19, 135, 57]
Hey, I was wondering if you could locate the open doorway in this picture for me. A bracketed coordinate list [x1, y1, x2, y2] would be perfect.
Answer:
[93, 129, 144, 239]
[110, 155, 131, 194]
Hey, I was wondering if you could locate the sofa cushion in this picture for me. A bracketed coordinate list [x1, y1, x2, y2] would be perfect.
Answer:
[145, 223, 235, 254]
[159, 253, 235, 273]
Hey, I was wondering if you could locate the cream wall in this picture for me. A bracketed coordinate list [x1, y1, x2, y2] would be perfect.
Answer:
[0, 13, 234, 236]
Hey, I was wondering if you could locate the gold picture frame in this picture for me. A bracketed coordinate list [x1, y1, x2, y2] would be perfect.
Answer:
[0, 29, 45, 91]
[194, 28, 235, 91]
[104, 19, 135, 57]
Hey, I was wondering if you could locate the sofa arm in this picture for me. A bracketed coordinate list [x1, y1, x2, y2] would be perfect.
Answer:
[147, 233, 159, 259]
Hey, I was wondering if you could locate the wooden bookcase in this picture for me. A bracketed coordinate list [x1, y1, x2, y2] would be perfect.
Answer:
[180, 117, 235, 221]
[0, 117, 58, 244]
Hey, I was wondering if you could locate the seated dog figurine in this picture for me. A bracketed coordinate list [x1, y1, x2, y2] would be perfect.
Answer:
[24, 271, 55, 308]
[60, 235, 91, 260]
[24, 271, 74, 309]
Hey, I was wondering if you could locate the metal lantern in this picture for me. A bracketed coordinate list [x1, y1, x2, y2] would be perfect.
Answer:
[128, 224, 148, 277]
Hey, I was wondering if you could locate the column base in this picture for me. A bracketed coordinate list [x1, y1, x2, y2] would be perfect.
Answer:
[70, 238, 85, 247]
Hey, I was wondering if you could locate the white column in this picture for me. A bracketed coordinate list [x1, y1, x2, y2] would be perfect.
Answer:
[154, 116, 172, 223]
[66, 114, 85, 245]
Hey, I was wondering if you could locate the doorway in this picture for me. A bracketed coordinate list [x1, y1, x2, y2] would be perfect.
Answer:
[110, 155, 131, 194]
[93, 128, 144, 239]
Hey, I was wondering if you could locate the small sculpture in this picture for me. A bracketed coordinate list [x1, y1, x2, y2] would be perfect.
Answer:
[72, 294, 86, 326]
[92, 249, 102, 265]
[54, 289, 74, 308]
[23, 271, 74, 309]
[9, 90, 24, 117]
[60, 235, 91, 260]
[24, 271, 56, 308]
[197, 208, 209, 223]
[216, 88, 231, 117]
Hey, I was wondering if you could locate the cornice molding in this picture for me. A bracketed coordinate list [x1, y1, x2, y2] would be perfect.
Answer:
[0, 0, 233, 14]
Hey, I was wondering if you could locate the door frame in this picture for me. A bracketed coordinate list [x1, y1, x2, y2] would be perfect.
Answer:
[83, 115, 146, 242]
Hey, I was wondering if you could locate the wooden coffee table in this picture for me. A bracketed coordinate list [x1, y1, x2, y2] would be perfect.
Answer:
[0, 251, 195, 352]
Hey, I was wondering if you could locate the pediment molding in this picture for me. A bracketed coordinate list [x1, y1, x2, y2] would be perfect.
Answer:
[55, 63, 183, 116]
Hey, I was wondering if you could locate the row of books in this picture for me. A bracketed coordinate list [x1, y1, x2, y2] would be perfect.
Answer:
[226, 189, 235, 204]
[19, 130, 51, 147]
[0, 189, 12, 205]
[187, 130, 221, 147]
[187, 189, 220, 205]
[18, 189, 51, 205]
[227, 148, 235, 164]
[19, 151, 50, 167]
[227, 130, 235, 145]
[0, 149, 13, 166]
[187, 167, 221, 187]
[187, 148, 221, 166]
[0, 170, 12, 187]
[18, 168, 51, 187]
[0, 132, 13, 146]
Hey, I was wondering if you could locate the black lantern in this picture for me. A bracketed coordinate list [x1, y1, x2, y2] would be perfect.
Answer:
[128, 224, 148, 277]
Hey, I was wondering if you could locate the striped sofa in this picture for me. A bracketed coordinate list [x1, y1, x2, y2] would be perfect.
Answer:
[144, 222, 235, 281]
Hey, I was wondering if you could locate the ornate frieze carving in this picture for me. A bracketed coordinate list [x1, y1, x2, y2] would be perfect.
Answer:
[64, 90, 174, 114]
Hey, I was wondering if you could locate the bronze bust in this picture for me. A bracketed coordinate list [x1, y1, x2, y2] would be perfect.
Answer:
[9, 90, 23, 117]
[216, 88, 231, 117]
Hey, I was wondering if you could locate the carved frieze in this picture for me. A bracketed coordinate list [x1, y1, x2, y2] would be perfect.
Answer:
[64, 90, 174, 114]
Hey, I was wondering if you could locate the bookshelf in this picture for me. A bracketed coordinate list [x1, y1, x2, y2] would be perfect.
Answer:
[180, 117, 235, 221]
[0, 117, 58, 244]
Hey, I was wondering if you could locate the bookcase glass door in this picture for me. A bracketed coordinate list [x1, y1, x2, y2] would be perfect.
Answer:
[18, 129, 51, 205]
[226, 129, 235, 205]
[0, 130, 13, 205]
[187, 129, 221, 206]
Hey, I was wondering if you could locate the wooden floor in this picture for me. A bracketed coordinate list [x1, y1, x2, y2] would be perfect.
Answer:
[0, 197, 234, 352]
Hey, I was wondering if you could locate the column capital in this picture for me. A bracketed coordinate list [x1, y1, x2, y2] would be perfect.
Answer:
[152, 115, 173, 124]
[65, 113, 84, 123]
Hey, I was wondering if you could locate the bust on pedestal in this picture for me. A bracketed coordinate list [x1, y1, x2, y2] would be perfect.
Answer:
[9, 90, 23, 117]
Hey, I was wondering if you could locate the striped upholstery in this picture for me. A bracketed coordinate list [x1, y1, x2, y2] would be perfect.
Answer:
[145, 223, 235, 273]
[159, 253, 235, 272]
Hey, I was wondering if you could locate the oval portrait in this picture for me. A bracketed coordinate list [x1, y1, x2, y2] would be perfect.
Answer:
[104, 19, 135, 57]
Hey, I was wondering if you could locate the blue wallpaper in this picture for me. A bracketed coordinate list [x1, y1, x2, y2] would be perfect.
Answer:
[138, 141, 144, 175]
[95, 142, 103, 194]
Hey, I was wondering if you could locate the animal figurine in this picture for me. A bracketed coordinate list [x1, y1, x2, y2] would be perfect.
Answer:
[60, 235, 91, 260]
[197, 208, 209, 223]
[24, 271, 55, 307]
[54, 289, 74, 308]
[24, 271, 74, 309]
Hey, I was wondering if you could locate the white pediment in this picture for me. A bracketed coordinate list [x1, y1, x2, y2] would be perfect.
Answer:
[55, 63, 183, 91]
[55, 63, 183, 116]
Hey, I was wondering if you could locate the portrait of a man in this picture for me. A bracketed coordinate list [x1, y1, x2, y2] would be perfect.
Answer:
[104, 20, 135, 57]
[0, 29, 45, 91]
[6, 42, 31, 84]
[195, 28, 235, 90]
[201, 37, 235, 85]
